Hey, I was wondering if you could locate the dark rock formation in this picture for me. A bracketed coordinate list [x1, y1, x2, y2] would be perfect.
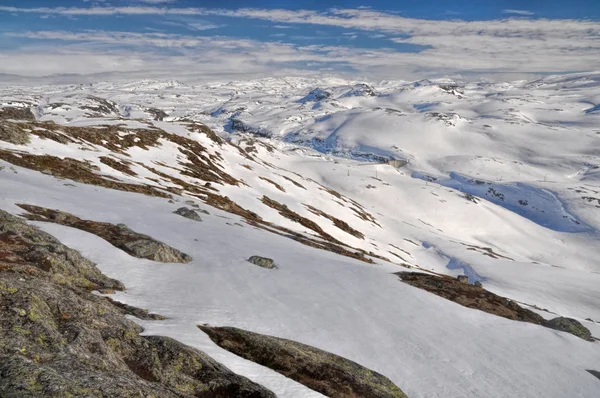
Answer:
[397, 272, 545, 324]
[456, 275, 469, 284]
[0, 209, 275, 397]
[174, 207, 203, 222]
[0, 106, 36, 121]
[247, 256, 277, 270]
[544, 317, 592, 341]
[587, 370, 600, 381]
[17, 204, 192, 263]
[199, 325, 407, 398]
[146, 107, 168, 121]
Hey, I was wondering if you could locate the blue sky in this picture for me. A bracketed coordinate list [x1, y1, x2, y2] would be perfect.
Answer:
[0, 1, 599, 80]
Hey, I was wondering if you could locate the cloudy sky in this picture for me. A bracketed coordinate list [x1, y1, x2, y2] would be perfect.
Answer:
[0, 0, 599, 81]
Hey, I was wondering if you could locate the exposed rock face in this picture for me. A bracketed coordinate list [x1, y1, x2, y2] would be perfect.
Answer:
[544, 317, 592, 341]
[0, 209, 275, 397]
[456, 275, 469, 284]
[399, 273, 597, 342]
[0, 123, 31, 145]
[174, 207, 203, 222]
[17, 204, 192, 264]
[247, 256, 277, 270]
[397, 272, 545, 324]
[0, 107, 36, 121]
[198, 325, 407, 398]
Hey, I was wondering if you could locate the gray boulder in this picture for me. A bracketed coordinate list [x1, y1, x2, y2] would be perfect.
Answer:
[174, 207, 202, 222]
[544, 317, 592, 341]
[474, 281, 483, 288]
[248, 256, 277, 269]
[457, 275, 469, 284]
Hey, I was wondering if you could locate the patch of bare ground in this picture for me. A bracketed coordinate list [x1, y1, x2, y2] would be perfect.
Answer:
[279, 174, 306, 189]
[309, 179, 381, 227]
[390, 244, 412, 258]
[0, 150, 170, 198]
[388, 251, 409, 263]
[259, 177, 286, 192]
[99, 156, 137, 176]
[17, 204, 192, 263]
[304, 204, 365, 239]
[0, 121, 388, 265]
[454, 241, 514, 261]
[261, 196, 340, 243]
[185, 122, 223, 146]
[396, 272, 545, 323]
[0, 107, 36, 121]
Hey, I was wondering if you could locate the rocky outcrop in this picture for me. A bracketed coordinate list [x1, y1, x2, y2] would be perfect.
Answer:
[0, 106, 36, 121]
[0, 209, 275, 397]
[247, 256, 277, 269]
[198, 325, 407, 398]
[17, 204, 192, 263]
[398, 272, 597, 341]
[397, 272, 545, 324]
[174, 207, 203, 222]
[0, 122, 31, 145]
[544, 317, 592, 341]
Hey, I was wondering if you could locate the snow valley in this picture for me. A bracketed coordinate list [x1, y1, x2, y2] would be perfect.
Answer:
[1, 72, 600, 397]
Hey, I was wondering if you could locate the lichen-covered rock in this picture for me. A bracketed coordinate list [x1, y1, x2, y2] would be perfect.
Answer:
[397, 272, 545, 324]
[544, 317, 592, 341]
[17, 204, 192, 263]
[0, 209, 275, 397]
[199, 325, 407, 398]
[0, 123, 31, 145]
[247, 256, 277, 269]
[174, 207, 202, 222]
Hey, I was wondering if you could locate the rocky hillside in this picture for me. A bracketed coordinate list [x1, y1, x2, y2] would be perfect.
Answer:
[1, 75, 599, 397]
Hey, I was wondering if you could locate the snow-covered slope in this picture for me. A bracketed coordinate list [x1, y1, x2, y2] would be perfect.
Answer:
[1, 73, 600, 397]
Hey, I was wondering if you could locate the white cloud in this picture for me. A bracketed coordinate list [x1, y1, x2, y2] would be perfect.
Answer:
[503, 9, 535, 16]
[1, 6, 599, 80]
[136, 0, 177, 3]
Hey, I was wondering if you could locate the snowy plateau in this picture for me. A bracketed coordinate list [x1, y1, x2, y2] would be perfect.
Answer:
[1, 72, 600, 397]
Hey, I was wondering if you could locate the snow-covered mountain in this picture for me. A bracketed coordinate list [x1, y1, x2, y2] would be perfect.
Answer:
[1, 73, 600, 397]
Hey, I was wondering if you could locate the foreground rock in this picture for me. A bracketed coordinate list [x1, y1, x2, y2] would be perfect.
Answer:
[199, 325, 407, 398]
[174, 207, 203, 222]
[17, 204, 192, 263]
[397, 272, 545, 324]
[544, 317, 593, 341]
[0, 209, 275, 397]
[247, 256, 277, 269]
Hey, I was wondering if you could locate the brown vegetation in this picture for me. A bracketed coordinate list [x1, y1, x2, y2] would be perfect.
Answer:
[304, 204, 365, 239]
[259, 177, 286, 192]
